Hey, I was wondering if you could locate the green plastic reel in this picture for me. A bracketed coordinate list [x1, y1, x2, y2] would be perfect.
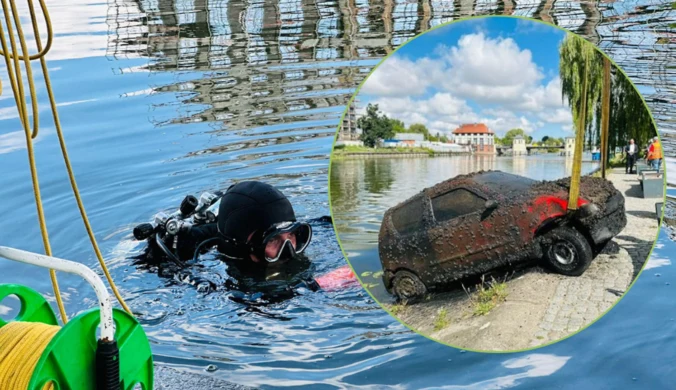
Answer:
[0, 284, 154, 390]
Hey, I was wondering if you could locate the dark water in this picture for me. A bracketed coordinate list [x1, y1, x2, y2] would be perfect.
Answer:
[331, 155, 600, 301]
[0, 0, 675, 388]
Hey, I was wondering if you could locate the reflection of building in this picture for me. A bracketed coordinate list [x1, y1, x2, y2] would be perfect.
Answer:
[513, 135, 527, 155]
[339, 99, 360, 141]
[512, 154, 527, 176]
[452, 123, 496, 155]
[103, 0, 605, 147]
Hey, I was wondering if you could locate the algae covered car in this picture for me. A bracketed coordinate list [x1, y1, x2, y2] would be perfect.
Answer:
[378, 171, 627, 302]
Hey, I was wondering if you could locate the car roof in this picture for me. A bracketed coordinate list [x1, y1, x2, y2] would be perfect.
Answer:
[470, 171, 537, 194]
[424, 170, 538, 200]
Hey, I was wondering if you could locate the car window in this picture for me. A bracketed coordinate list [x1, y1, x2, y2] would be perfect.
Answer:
[391, 195, 424, 235]
[432, 189, 486, 222]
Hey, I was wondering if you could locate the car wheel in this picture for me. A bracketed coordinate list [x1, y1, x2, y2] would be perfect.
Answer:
[392, 270, 427, 303]
[541, 227, 593, 276]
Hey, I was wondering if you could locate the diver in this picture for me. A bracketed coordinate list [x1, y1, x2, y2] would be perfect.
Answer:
[132, 181, 357, 301]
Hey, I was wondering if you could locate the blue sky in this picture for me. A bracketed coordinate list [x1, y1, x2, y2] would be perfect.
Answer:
[357, 17, 574, 140]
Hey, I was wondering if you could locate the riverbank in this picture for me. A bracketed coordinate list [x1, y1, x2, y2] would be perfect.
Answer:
[333, 145, 470, 157]
[386, 167, 659, 351]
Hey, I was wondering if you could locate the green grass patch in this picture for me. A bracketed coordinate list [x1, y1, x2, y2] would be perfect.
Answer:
[471, 276, 508, 316]
[390, 303, 406, 316]
[433, 308, 450, 331]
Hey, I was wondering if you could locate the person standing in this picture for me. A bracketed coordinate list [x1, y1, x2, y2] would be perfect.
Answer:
[647, 136, 663, 177]
[624, 138, 638, 174]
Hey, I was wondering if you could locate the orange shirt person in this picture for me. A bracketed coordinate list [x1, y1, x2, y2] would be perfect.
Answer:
[647, 136, 663, 176]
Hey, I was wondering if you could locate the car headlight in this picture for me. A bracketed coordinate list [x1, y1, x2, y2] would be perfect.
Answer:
[577, 203, 600, 218]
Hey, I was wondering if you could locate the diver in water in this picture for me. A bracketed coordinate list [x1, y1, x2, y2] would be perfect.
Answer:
[133, 181, 357, 300]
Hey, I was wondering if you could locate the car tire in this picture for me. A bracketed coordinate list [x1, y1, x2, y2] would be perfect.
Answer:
[541, 227, 593, 276]
[392, 270, 427, 303]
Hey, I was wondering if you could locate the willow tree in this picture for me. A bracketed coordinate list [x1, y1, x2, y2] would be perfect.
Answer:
[560, 34, 656, 153]
[559, 34, 604, 150]
[607, 70, 655, 151]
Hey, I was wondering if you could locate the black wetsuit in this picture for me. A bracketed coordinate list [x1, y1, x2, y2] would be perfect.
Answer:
[135, 181, 329, 302]
[136, 216, 330, 303]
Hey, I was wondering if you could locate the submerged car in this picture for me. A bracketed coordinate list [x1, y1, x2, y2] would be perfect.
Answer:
[378, 171, 627, 302]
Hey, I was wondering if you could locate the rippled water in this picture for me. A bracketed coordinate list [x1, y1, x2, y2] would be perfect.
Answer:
[1, 0, 675, 388]
[331, 155, 600, 301]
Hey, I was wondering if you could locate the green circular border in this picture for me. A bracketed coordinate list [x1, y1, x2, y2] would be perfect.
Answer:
[327, 14, 667, 354]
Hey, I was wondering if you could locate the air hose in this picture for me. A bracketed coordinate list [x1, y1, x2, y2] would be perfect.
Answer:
[0, 322, 121, 389]
[0, 248, 153, 390]
[0, 322, 59, 390]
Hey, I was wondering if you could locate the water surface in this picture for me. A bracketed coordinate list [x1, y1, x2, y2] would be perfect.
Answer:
[0, 0, 674, 388]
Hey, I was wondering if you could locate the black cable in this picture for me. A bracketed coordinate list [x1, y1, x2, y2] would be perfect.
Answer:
[155, 232, 184, 268]
[192, 237, 228, 262]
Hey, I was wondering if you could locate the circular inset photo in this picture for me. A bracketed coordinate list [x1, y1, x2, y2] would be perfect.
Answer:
[329, 16, 665, 352]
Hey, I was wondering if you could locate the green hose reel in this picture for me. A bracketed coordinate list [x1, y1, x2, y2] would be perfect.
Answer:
[0, 284, 153, 390]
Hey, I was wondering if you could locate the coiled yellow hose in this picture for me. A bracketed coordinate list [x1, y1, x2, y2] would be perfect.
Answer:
[0, 322, 59, 390]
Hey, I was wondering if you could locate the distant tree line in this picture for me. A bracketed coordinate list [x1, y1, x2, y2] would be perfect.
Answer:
[357, 104, 448, 147]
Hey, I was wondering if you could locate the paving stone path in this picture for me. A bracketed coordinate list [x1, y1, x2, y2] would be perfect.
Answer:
[393, 167, 662, 351]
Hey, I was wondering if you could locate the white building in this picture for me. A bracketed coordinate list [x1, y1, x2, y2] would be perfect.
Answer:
[564, 137, 576, 156]
[338, 99, 360, 141]
[452, 123, 496, 154]
[394, 133, 425, 142]
[513, 135, 527, 155]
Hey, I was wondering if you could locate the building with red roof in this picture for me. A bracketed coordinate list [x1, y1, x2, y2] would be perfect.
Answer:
[451, 123, 496, 154]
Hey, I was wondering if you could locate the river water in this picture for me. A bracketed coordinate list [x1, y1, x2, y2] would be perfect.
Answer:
[0, 0, 674, 388]
[331, 154, 600, 301]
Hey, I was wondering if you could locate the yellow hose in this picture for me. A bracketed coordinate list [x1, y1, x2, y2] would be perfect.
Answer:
[0, 322, 59, 390]
[0, 0, 133, 319]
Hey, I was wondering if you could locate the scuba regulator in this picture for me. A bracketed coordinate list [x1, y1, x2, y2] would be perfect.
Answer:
[133, 192, 221, 266]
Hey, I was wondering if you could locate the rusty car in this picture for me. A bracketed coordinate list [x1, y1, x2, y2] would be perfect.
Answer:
[378, 170, 627, 302]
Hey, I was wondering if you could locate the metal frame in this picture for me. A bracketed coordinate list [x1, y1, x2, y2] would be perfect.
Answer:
[0, 246, 115, 341]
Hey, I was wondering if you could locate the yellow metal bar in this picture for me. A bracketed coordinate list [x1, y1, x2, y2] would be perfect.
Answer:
[600, 57, 611, 178]
[568, 57, 590, 211]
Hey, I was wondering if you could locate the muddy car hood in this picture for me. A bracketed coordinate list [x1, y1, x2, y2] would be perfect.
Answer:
[540, 176, 620, 209]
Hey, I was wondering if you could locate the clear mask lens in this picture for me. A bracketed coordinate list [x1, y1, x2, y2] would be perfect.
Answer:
[262, 222, 312, 262]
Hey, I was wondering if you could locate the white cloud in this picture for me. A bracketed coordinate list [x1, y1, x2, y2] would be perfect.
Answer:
[360, 56, 443, 97]
[358, 32, 575, 138]
[362, 32, 570, 116]
[538, 107, 573, 124]
[371, 93, 478, 136]
[368, 92, 543, 137]
[436, 33, 545, 106]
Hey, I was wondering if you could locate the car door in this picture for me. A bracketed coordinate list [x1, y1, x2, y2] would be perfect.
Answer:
[384, 193, 436, 273]
[427, 188, 500, 275]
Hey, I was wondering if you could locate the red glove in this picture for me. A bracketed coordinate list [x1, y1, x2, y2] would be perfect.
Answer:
[315, 264, 359, 290]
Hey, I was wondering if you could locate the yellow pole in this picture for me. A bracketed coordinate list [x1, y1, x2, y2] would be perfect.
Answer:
[568, 57, 590, 211]
[600, 57, 611, 178]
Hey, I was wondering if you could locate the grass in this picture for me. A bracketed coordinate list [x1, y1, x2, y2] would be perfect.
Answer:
[433, 308, 450, 331]
[390, 303, 406, 316]
[333, 144, 437, 156]
[469, 276, 509, 316]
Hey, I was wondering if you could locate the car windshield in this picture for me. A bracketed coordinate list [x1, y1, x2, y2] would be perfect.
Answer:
[472, 171, 536, 194]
